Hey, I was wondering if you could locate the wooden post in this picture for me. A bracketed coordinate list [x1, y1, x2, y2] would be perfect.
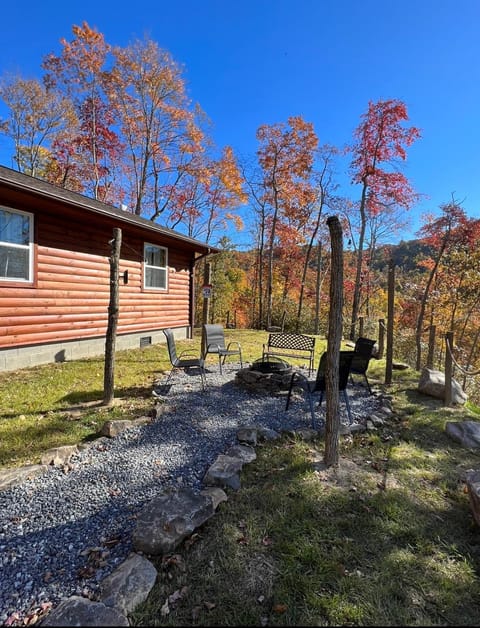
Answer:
[103, 228, 121, 406]
[385, 259, 395, 385]
[377, 319, 385, 359]
[201, 262, 212, 357]
[314, 240, 322, 335]
[324, 216, 343, 468]
[427, 325, 436, 369]
[444, 331, 453, 407]
[359, 316, 364, 338]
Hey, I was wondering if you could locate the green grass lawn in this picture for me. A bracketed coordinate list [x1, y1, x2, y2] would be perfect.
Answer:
[2, 330, 480, 625]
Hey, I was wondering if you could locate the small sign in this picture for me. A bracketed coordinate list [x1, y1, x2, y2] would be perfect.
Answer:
[202, 284, 212, 298]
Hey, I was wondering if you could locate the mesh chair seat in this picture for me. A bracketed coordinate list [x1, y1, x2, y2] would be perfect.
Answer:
[162, 328, 206, 391]
[202, 324, 242, 374]
[285, 351, 354, 429]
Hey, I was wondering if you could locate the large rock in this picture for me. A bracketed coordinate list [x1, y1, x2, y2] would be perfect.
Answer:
[418, 368, 467, 405]
[41, 596, 128, 626]
[41, 445, 78, 466]
[445, 421, 480, 448]
[0, 464, 48, 492]
[466, 470, 480, 527]
[202, 454, 244, 490]
[99, 553, 157, 615]
[132, 487, 215, 555]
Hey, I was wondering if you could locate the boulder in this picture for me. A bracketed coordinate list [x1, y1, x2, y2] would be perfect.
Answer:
[99, 553, 157, 615]
[466, 470, 480, 527]
[41, 596, 128, 626]
[445, 421, 480, 448]
[132, 487, 215, 555]
[418, 368, 467, 405]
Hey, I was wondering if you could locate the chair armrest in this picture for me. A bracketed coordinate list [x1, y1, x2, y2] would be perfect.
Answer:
[226, 341, 241, 350]
[178, 349, 200, 359]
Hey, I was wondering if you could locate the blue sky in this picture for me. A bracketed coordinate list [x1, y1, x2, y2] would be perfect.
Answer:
[1, 0, 480, 247]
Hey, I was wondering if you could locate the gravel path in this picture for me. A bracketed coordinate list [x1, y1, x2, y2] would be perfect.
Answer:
[0, 363, 380, 624]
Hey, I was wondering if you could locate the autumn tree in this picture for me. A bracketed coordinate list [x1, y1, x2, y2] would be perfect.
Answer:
[165, 146, 246, 243]
[42, 22, 124, 202]
[254, 116, 318, 328]
[106, 37, 205, 216]
[0, 75, 76, 177]
[414, 200, 479, 369]
[348, 99, 421, 340]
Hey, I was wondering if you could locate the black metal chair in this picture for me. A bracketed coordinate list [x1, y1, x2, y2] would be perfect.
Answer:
[202, 324, 243, 374]
[162, 328, 206, 391]
[349, 337, 376, 394]
[285, 350, 354, 429]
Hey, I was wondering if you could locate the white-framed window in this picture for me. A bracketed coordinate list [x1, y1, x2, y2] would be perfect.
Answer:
[0, 206, 33, 282]
[144, 243, 168, 290]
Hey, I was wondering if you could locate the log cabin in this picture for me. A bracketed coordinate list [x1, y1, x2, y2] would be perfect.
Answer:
[0, 165, 218, 372]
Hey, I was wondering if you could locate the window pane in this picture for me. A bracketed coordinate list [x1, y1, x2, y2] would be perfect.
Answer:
[0, 246, 29, 280]
[146, 267, 166, 289]
[145, 245, 166, 267]
[0, 210, 30, 245]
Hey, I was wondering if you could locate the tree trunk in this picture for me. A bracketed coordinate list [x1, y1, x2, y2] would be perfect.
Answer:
[324, 216, 344, 468]
[103, 228, 122, 406]
[350, 180, 368, 340]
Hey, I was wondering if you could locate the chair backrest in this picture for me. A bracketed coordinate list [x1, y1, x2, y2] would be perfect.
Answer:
[203, 324, 226, 351]
[314, 351, 354, 392]
[163, 328, 178, 365]
[351, 337, 376, 374]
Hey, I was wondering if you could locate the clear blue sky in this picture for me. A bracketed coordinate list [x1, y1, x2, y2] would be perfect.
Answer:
[1, 0, 479, 247]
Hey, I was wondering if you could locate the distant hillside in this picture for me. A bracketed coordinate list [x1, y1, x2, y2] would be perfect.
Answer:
[373, 239, 432, 272]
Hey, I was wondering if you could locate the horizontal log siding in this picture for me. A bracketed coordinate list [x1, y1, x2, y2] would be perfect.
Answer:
[0, 210, 193, 349]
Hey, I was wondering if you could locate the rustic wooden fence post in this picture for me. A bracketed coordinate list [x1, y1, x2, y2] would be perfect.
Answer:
[201, 261, 212, 357]
[444, 331, 453, 407]
[385, 259, 395, 385]
[377, 319, 385, 359]
[103, 227, 122, 406]
[324, 216, 343, 468]
[426, 325, 436, 369]
[359, 316, 364, 338]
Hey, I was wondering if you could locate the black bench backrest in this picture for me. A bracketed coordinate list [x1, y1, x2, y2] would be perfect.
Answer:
[268, 333, 315, 351]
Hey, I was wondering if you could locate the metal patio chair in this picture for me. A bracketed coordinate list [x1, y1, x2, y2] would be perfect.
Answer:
[349, 337, 377, 394]
[162, 328, 206, 391]
[285, 350, 354, 429]
[202, 324, 243, 374]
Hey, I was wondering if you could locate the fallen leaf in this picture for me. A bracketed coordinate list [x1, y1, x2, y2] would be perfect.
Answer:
[262, 536, 273, 546]
[273, 603, 288, 614]
[204, 601, 216, 610]
[160, 599, 170, 616]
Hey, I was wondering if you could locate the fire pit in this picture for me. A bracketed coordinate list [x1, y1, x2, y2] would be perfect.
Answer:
[250, 357, 292, 374]
[235, 357, 293, 394]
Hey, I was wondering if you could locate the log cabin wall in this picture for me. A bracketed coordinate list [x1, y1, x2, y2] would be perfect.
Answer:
[0, 170, 213, 372]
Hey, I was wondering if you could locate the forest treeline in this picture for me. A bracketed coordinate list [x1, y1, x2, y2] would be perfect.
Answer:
[1, 22, 480, 400]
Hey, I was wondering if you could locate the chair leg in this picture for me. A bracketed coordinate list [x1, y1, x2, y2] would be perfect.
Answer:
[200, 366, 207, 391]
[285, 374, 296, 410]
[306, 388, 316, 430]
[342, 390, 353, 424]
[218, 354, 223, 375]
[364, 374, 372, 395]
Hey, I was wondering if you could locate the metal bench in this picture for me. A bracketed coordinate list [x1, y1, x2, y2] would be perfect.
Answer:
[262, 332, 315, 375]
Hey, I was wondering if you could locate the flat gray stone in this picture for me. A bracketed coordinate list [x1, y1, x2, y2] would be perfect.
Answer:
[132, 487, 215, 555]
[41, 445, 78, 466]
[225, 444, 257, 463]
[203, 454, 244, 490]
[466, 470, 480, 527]
[99, 553, 157, 615]
[41, 595, 128, 626]
[445, 421, 480, 448]
[0, 464, 48, 492]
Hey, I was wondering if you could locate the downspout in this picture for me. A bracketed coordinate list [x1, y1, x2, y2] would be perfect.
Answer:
[189, 248, 213, 339]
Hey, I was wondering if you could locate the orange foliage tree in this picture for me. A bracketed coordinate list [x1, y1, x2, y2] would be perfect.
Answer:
[348, 99, 421, 340]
